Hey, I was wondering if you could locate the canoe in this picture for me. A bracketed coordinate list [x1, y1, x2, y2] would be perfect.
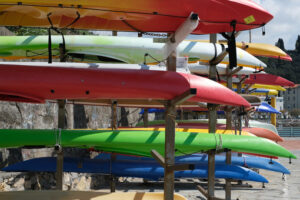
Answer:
[0, 129, 296, 159]
[243, 127, 283, 142]
[0, 35, 266, 68]
[1, 157, 268, 183]
[0, 191, 187, 200]
[0, 0, 272, 34]
[244, 74, 295, 87]
[0, 63, 250, 107]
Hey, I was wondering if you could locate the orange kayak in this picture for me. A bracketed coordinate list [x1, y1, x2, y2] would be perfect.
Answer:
[243, 127, 283, 142]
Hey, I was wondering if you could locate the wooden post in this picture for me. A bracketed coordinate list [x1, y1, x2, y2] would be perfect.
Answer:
[207, 33, 217, 200]
[164, 48, 176, 200]
[56, 100, 66, 190]
[112, 31, 117, 36]
[143, 108, 149, 127]
[225, 149, 232, 200]
[111, 101, 118, 130]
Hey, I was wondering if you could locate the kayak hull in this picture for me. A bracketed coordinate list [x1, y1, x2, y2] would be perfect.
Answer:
[0, 36, 266, 68]
[0, 129, 295, 159]
[0, 0, 272, 34]
[1, 157, 268, 183]
[0, 63, 250, 107]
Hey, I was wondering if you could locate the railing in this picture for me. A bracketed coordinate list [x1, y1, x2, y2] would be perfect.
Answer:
[277, 127, 300, 137]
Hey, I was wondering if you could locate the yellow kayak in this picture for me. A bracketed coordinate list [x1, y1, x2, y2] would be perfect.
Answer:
[190, 40, 290, 60]
[251, 89, 278, 96]
[0, 191, 187, 200]
[90, 127, 255, 137]
[222, 83, 286, 91]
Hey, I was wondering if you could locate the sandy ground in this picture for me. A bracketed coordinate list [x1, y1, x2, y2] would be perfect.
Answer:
[98, 137, 300, 200]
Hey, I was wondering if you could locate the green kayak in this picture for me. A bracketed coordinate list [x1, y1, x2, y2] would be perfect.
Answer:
[0, 129, 295, 159]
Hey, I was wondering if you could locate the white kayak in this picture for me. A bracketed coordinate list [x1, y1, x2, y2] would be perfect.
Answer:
[0, 35, 266, 68]
[0, 62, 263, 76]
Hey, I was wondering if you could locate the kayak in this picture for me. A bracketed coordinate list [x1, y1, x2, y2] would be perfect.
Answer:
[1, 157, 268, 183]
[0, 191, 187, 200]
[94, 153, 289, 174]
[188, 64, 262, 76]
[243, 127, 283, 142]
[0, 35, 266, 68]
[101, 127, 254, 137]
[221, 83, 286, 92]
[0, 63, 250, 107]
[189, 40, 291, 61]
[133, 123, 282, 142]
[135, 119, 280, 135]
[0, 129, 296, 159]
[0, 0, 272, 34]
[244, 74, 295, 87]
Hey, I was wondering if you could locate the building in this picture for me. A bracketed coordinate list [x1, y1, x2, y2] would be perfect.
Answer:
[283, 84, 300, 111]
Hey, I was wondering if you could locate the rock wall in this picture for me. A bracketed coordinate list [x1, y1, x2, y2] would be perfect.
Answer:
[0, 101, 144, 191]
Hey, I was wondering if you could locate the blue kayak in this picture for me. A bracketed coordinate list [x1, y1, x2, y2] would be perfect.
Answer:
[96, 153, 290, 174]
[1, 157, 268, 183]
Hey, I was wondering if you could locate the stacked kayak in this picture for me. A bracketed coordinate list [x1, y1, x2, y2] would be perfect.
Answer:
[0, 1, 273, 34]
[135, 120, 283, 142]
[0, 62, 251, 107]
[1, 156, 268, 183]
[0, 129, 295, 159]
[0, 36, 266, 68]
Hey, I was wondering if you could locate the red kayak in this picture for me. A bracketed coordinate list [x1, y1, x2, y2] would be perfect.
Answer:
[243, 127, 283, 142]
[0, 0, 272, 34]
[244, 74, 295, 87]
[0, 63, 250, 107]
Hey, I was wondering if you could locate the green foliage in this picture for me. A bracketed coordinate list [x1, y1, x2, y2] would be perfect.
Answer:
[275, 38, 285, 51]
[262, 38, 300, 84]
[295, 35, 300, 53]
[290, 109, 300, 118]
